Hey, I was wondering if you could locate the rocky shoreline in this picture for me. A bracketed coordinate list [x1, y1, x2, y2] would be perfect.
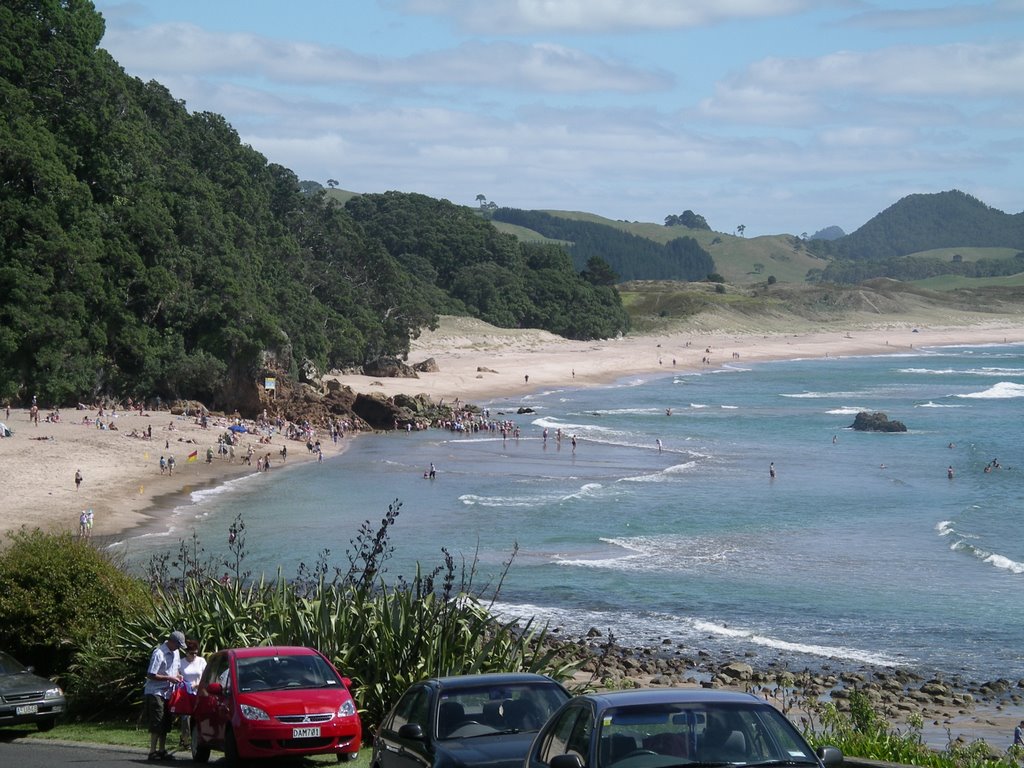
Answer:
[543, 627, 1023, 753]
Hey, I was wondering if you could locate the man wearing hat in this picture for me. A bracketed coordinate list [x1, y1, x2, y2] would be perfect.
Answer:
[143, 630, 186, 760]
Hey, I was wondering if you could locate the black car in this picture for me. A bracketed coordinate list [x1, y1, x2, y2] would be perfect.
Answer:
[525, 688, 843, 768]
[0, 650, 67, 731]
[373, 673, 571, 768]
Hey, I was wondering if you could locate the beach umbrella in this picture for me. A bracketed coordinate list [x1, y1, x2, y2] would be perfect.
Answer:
[228, 424, 247, 433]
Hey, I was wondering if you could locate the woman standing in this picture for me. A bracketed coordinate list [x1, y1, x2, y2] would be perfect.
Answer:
[178, 639, 207, 749]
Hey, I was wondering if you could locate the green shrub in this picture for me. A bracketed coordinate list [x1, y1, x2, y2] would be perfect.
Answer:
[800, 687, 1017, 768]
[0, 529, 148, 677]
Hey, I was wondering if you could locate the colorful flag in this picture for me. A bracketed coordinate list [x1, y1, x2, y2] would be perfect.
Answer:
[187, 450, 198, 463]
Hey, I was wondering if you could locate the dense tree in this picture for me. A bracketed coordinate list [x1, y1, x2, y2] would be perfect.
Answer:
[346, 194, 628, 339]
[0, 1, 627, 407]
[665, 210, 711, 230]
[492, 208, 714, 281]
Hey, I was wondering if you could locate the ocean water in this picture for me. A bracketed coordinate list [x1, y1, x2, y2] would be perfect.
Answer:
[120, 344, 1024, 684]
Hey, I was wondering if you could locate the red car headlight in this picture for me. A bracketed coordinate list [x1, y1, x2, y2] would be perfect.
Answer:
[337, 700, 357, 718]
[240, 703, 270, 720]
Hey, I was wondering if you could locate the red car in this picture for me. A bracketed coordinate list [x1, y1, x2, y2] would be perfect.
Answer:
[190, 645, 362, 765]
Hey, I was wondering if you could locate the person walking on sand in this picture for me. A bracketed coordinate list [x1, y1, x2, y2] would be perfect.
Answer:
[167, 455, 175, 475]
[75, 468, 83, 490]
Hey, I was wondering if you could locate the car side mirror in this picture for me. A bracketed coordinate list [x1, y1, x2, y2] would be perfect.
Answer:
[207, 682, 224, 696]
[817, 746, 843, 768]
[398, 723, 426, 740]
[551, 754, 584, 768]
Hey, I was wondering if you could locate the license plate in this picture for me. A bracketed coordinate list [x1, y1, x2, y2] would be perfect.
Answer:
[293, 726, 320, 738]
[16, 704, 39, 716]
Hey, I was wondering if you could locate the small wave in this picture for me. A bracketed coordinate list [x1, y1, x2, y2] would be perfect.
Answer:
[619, 461, 698, 483]
[532, 416, 615, 433]
[781, 391, 855, 399]
[955, 382, 1024, 399]
[688, 619, 902, 667]
[899, 366, 1024, 377]
[459, 483, 607, 508]
[187, 472, 259, 505]
[915, 401, 964, 408]
[588, 408, 664, 416]
[689, 403, 709, 409]
[490, 602, 902, 668]
[942, 520, 1022, 573]
[825, 406, 869, 415]
[720, 405, 738, 410]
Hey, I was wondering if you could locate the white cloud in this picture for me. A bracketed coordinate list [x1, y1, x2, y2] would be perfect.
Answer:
[394, 0, 820, 33]
[744, 42, 1024, 97]
[842, 0, 1024, 30]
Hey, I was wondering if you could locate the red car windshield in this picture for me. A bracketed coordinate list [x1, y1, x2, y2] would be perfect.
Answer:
[235, 653, 342, 693]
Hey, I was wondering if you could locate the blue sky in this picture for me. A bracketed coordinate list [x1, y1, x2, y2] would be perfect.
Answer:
[92, 0, 1024, 237]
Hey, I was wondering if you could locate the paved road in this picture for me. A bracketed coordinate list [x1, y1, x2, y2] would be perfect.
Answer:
[0, 736, 163, 766]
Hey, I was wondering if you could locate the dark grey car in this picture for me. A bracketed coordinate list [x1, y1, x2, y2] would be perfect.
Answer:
[373, 673, 571, 768]
[0, 650, 66, 731]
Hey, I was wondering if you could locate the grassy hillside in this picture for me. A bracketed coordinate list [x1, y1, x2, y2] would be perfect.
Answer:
[490, 220, 567, 245]
[618, 279, 1024, 334]
[903, 246, 1020, 262]
[534, 211, 826, 285]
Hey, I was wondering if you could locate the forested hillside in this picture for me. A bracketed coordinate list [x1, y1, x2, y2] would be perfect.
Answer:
[811, 190, 1024, 260]
[491, 208, 715, 281]
[0, 0, 626, 409]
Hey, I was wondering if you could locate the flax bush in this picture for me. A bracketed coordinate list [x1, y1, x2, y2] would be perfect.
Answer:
[67, 500, 580, 734]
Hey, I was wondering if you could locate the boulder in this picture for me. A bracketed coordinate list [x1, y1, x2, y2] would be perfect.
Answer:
[851, 411, 907, 432]
[720, 662, 754, 681]
[352, 392, 414, 430]
[362, 357, 419, 379]
[413, 357, 439, 373]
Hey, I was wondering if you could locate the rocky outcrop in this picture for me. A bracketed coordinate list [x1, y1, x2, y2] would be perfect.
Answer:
[413, 357, 439, 373]
[362, 357, 419, 379]
[353, 391, 415, 429]
[851, 411, 907, 432]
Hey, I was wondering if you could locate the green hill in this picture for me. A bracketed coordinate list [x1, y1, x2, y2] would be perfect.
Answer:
[815, 190, 1024, 260]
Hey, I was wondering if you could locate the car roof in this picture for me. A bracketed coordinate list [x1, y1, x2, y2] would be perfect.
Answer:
[223, 646, 322, 659]
[579, 689, 765, 708]
[429, 672, 560, 689]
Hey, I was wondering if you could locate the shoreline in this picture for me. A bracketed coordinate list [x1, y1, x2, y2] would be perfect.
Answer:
[4, 315, 1023, 544]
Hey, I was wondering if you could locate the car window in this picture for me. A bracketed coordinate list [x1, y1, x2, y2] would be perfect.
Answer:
[199, 654, 229, 692]
[598, 703, 815, 768]
[0, 651, 27, 674]
[388, 686, 429, 732]
[438, 681, 568, 738]
[539, 705, 586, 764]
[235, 654, 340, 692]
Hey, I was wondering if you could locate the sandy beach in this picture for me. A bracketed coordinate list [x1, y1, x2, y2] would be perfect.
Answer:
[4, 314, 1024, 543]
